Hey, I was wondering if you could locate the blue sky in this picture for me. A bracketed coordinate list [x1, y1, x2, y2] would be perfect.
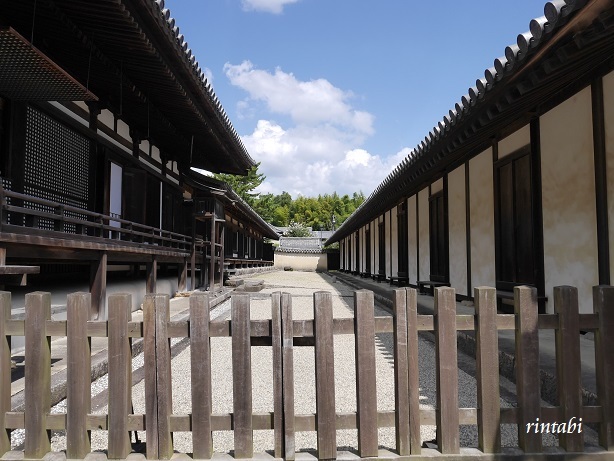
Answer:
[165, 0, 547, 197]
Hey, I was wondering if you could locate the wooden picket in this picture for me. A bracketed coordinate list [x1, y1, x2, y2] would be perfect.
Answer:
[0, 285, 613, 460]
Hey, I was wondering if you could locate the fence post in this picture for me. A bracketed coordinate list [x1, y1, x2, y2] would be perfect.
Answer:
[593, 285, 614, 450]
[190, 292, 213, 459]
[108, 293, 132, 459]
[272, 292, 283, 458]
[232, 293, 253, 458]
[66, 292, 92, 459]
[474, 287, 501, 453]
[0, 292, 11, 456]
[314, 291, 336, 460]
[354, 290, 378, 457]
[24, 292, 51, 459]
[554, 286, 583, 452]
[393, 289, 410, 456]
[434, 287, 460, 454]
[272, 292, 296, 460]
[144, 294, 173, 459]
[514, 286, 542, 453]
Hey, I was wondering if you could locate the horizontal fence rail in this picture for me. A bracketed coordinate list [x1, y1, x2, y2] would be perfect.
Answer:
[0, 285, 613, 460]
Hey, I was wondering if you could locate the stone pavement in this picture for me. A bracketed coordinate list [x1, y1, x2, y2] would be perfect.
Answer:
[331, 270, 599, 406]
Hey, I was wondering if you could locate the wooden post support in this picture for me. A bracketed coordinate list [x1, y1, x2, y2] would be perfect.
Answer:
[0, 292, 11, 456]
[314, 291, 336, 460]
[272, 292, 284, 458]
[25, 292, 52, 459]
[281, 293, 295, 460]
[108, 293, 132, 459]
[190, 292, 213, 459]
[90, 251, 107, 320]
[232, 293, 253, 458]
[144, 292, 159, 459]
[157, 294, 173, 459]
[406, 288, 421, 454]
[434, 287, 460, 454]
[593, 285, 614, 450]
[178, 258, 188, 292]
[393, 289, 410, 456]
[67, 292, 92, 459]
[144, 294, 173, 459]
[554, 286, 583, 452]
[474, 287, 501, 453]
[191, 247, 196, 290]
[272, 292, 295, 460]
[354, 290, 378, 457]
[514, 286, 542, 453]
[146, 256, 157, 294]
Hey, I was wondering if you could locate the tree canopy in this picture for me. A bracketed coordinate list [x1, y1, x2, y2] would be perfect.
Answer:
[214, 163, 364, 230]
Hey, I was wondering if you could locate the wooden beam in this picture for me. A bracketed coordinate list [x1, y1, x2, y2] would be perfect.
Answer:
[90, 251, 107, 320]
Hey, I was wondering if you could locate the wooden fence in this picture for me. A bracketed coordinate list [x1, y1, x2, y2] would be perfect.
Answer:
[1, 285, 613, 460]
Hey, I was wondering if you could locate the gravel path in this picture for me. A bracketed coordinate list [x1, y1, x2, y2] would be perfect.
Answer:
[19, 271, 597, 454]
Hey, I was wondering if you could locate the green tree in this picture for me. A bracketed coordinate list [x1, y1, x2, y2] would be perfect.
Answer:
[285, 221, 312, 237]
[213, 162, 265, 206]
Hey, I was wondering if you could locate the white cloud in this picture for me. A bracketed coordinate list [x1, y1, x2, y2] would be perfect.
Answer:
[225, 60, 410, 197]
[224, 61, 373, 140]
[242, 121, 411, 197]
[241, 0, 299, 14]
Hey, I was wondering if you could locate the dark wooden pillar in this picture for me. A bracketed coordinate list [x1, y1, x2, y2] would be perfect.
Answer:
[130, 128, 141, 159]
[146, 256, 157, 294]
[592, 78, 610, 285]
[0, 97, 6, 174]
[90, 252, 108, 320]
[86, 102, 102, 216]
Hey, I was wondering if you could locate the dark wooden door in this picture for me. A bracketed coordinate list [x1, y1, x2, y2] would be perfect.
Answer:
[429, 191, 448, 282]
[365, 228, 371, 274]
[122, 167, 146, 224]
[496, 151, 536, 290]
[397, 202, 408, 277]
[378, 221, 386, 275]
[355, 231, 360, 273]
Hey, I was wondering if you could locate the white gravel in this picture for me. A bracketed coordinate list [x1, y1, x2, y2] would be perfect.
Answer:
[12, 271, 599, 455]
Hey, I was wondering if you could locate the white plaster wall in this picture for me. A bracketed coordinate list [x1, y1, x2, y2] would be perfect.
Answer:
[391, 209, 399, 276]
[140, 139, 150, 156]
[371, 219, 377, 275]
[540, 86, 598, 314]
[274, 253, 327, 271]
[418, 188, 430, 281]
[603, 71, 614, 282]
[385, 210, 391, 278]
[407, 195, 418, 284]
[448, 166, 468, 296]
[431, 178, 443, 193]
[151, 146, 161, 163]
[99, 109, 114, 130]
[469, 148, 496, 289]
[499, 124, 530, 159]
[74, 101, 89, 113]
[117, 119, 130, 142]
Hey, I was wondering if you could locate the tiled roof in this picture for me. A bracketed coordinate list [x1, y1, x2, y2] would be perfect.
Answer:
[143, 0, 253, 169]
[276, 237, 323, 254]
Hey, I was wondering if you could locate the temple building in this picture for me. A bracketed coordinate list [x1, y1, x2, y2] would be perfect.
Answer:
[329, 0, 614, 314]
[0, 0, 276, 318]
